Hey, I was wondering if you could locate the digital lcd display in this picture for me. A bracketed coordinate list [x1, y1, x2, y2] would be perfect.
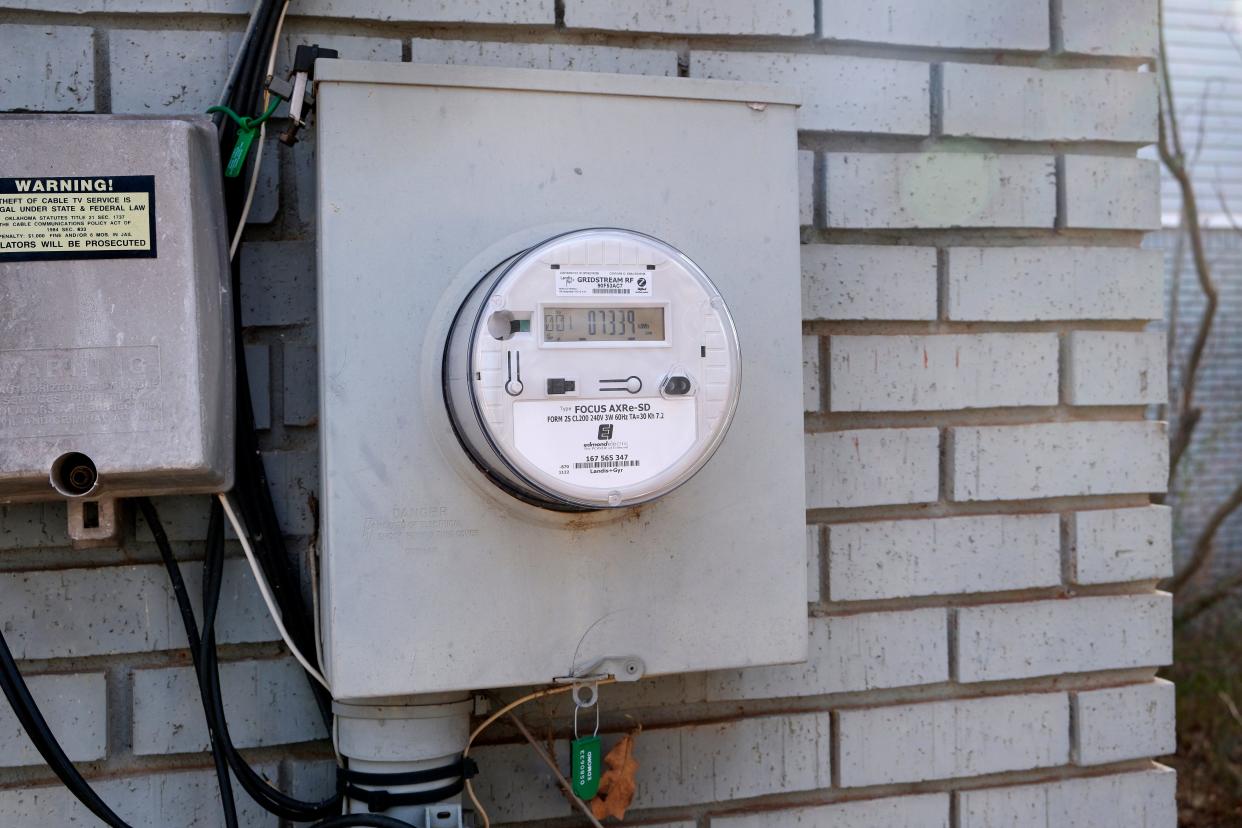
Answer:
[543, 307, 665, 342]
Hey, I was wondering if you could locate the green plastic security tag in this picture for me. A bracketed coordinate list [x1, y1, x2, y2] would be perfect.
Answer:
[225, 127, 257, 178]
[571, 735, 602, 800]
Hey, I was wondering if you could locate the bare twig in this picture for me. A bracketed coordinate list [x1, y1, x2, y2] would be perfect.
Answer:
[1168, 478, 1242, 596]
[505, 711, 606, 828]
[1177, 563, 1242, 626]
[1157, 2, 1220, 486]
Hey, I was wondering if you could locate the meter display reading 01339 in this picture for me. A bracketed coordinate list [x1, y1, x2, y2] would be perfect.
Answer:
[543, 306, 665, 342]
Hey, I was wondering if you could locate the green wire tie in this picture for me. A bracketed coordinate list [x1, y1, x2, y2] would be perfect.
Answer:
[207, 97, 282, 178]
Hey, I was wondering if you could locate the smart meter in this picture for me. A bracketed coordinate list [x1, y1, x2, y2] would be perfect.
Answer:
[444, 228, 741, 510]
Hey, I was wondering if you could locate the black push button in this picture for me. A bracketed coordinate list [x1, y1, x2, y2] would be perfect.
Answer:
[547, 378, 576, 395]
[662, 375, 692, 396]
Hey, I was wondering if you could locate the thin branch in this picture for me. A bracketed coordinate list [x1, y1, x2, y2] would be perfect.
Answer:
[1162, 212, 1185, 425]
[505, 711, 606, 828]
[1167, 477, 1242, 596]
[1176, 561, 1242, 627]
[1157, 2, 1220, 484]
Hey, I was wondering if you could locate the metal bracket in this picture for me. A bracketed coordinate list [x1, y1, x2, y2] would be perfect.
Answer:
[554, 655, 645, 684]
[66, 498, 121, 550]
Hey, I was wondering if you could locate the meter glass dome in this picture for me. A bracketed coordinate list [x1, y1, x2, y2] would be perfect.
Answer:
[443, 229, 742, 510]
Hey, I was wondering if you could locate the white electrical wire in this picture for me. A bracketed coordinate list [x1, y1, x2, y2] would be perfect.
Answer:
[228, 0, 290, 260]
[218, 492, 332, 692]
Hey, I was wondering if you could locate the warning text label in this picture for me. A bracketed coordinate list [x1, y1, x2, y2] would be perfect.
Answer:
[0, 176, 157, 262]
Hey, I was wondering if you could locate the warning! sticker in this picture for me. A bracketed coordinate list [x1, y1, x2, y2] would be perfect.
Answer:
[0, 176, 157, 262]
[512, 398, 696, 488]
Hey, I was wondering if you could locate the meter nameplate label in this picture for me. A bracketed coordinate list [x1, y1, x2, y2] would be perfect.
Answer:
[512, 398, 695, 487]
[554, 267, 652, 297]
[0, 176, 157, 262]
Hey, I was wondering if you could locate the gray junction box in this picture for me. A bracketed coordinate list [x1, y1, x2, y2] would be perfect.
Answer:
[0, 116, 233, 503]
[315, 62, 806, 700]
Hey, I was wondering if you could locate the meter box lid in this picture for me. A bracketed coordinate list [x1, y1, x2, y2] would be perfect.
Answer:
[316, 63, 806, 699]
[0, 116, 234, 503]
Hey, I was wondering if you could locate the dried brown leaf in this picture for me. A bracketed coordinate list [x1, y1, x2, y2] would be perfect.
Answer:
[589, 732, 639, 821]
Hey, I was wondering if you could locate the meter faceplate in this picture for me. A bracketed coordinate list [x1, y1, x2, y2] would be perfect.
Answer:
[444, 229, 741, 510]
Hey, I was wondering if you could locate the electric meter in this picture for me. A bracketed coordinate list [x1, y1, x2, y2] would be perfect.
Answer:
[444, 228, 741, 510]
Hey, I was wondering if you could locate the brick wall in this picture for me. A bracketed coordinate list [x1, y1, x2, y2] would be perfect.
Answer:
[0, 2, 1173, 826]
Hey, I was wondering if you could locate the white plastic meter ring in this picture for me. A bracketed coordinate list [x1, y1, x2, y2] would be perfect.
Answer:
[443, 229, 742, 510]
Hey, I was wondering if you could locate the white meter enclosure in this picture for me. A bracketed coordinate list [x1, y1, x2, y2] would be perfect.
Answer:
[0, 116, 233, 503]
[444, 228, 741, 510]
[316, 62, 805, 699]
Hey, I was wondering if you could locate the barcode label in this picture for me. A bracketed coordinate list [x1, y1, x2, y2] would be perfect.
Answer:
[589, 288, 631, 295]
[573, 460, 641, 469]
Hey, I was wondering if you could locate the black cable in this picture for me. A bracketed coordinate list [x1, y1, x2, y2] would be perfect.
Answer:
[200, 499, 343, 821]
[0, 632, 132, 828]
[215, 0, 336, 730]
[313, 817, 434, 828]
[138, 497, 240, 828]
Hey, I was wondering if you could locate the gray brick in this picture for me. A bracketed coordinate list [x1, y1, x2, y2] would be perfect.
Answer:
[1062, 156, 1161, 231]
[261, 450, 319, 535]
[0, 673, 105, 768]
[950, 422, 1168, 501]
[803, 335, 820, 413]
[803, 245, 938, 321]
[410, 38, 677, 75]
[828, 514, 1061, 601]
[247, 136, 280, 225]
[806, 525, 822, 603]
[472, 713, 830, 822]
[704, 610, 948, 699]
[1072, 680, 1175, 765]
[240, 241, 316, 327]
[955, 594, 1172, 682]
[826, 154, 1056, 229]
[690, 52, 929, 135]
[714, 794, 949, 828]
[0, 561, 278, 659]
[134, 657, 325, 755]
[946, 247, 1164, 321]
[279, 33, 401, 67]
[246, 344, 272, 431]
[283, 344, 319, 426]
[821, 0, 1049, 50]
[4, 0, 549, 19]
[134, 495, 212, 543]
[799, 150, 814, 225]
[0, 502, 69, 550]
[0, 25, 94, 112]
[1071, 506, 1173, 585]
[0, 768, 277, 827]
[1060, 0, 1159, 58]
[3, 0, 244, 9]
[1067, 331, 1167, 405]
[109, 29, 242, 116]
[806, 429, 940, 509]
[829, 334, 1059, 412]
[566, 0, 813, 35]
[959, 768, 1176, 827]
[296, 0, 552, 23]
[942, 64, 1157, 143]
[837, 693, 1069, 787]
[292, 130, 317, 224]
